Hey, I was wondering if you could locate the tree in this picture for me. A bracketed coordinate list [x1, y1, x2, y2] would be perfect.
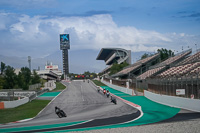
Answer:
[157, 48, 174, 61]
[31, 70, 40, 84]
[61, 74, 64, 80]
[4, 65, 17, 89]
[109, 62, 129, 75]
[0, 76, 5, 89]
[19, 67, 31, 90]
[17, 71, 24, 89]
[141, 53, 150, 60]
[0, 62, 6, 75]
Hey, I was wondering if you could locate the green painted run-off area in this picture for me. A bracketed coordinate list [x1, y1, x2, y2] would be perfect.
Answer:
[39, 92, 60, 97]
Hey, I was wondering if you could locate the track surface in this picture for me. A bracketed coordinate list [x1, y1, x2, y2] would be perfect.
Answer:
[0, 80, 139, 132]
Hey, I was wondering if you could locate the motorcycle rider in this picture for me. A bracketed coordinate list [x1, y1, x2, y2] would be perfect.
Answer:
[55, 106, 67, 118]
[111, 96, 117, 104]
[55, 106, 61, 115]
[106, 90, 110, 97]
[103, 89, 106, 95]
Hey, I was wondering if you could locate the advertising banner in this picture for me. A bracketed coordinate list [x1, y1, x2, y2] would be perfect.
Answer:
[60, 34, 70, 50]
[176, 89, 185, 95]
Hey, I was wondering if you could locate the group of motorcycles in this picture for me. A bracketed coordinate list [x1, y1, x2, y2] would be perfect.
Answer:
[55, 83, 117, 118]
[98, 88, 117, 105]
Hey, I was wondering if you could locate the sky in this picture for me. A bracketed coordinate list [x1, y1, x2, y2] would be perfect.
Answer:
[0, 0, 200, 73]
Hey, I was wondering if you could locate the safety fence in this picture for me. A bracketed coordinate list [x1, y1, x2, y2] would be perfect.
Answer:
[0, 89, 49, 109]
[29, 89, 48, 101]
[103, 76, 200, 99]
[147, 76, 200, 99]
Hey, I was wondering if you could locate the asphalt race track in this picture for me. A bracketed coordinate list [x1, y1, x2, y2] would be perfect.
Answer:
[0, 80, 140, 132]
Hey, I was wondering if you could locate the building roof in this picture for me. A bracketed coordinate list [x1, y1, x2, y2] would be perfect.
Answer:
[96, 48, 129, 60]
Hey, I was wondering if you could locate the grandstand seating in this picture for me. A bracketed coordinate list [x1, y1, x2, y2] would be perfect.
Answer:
[151, 49, 192, 69]
[136, 49, 192, 80]
[158, 62, 200, 78]
[136, 53, 160, 64]
[137, 66, 165, 80]
[177, 50, 200, 65]
[113, 64, 141, 77]
[112, 53, 160, 77]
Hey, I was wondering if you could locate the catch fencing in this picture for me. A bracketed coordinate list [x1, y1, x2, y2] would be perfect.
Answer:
[104, 75, 200, 99]
[148, 76, 200, 99]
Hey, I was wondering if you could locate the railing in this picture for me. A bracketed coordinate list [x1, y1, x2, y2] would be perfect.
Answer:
[104, 74, 200, 99]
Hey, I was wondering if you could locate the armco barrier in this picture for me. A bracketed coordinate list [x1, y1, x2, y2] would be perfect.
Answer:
[3, 97, 29, 109]
[144, 90, 200, 112]
[101, 80, 135, 96]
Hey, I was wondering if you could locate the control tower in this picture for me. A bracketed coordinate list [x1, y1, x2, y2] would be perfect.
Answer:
[60, 34, 70, 79]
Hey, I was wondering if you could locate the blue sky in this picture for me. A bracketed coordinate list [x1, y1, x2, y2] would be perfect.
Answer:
[0, 0, 200, 73]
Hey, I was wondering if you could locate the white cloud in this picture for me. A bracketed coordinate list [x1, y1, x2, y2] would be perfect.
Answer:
[0, 12, 200, 58]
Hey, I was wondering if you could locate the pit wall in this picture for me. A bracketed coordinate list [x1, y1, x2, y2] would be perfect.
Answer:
[0, 97, 29, 109]
[101, 80, 135, 96]
[144, 90, 200, 112]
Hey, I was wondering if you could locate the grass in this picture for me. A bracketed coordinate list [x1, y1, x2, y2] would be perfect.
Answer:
[0, 100, 50, 124]
[51, 82, 66, 92]
[92, 80, 106, 86]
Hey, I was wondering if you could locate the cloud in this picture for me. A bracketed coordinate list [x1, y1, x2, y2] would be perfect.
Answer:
[0, 12, 199, 58]
[175, 11, 200, 22]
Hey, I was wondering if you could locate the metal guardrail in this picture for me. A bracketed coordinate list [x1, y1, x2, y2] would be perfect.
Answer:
[29, 89, 48, 101]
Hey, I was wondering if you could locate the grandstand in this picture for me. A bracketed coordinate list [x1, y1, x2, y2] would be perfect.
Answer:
[112, 53, 160, 78]
[137, 49, 192, 80]
[96, 48, 131, 75]
[176, 48, 200, 66]
[101, 48, 200, 99]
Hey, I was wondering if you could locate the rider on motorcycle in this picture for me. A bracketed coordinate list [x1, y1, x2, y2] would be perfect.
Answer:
[55, 106, 67, 118]
[106, 90, 110, 97]
[103, 89, 106, 95]
[55, 106, 61, 115]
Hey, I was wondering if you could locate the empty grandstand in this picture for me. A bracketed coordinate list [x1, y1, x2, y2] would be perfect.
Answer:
[112, 53, 160, 78]
[96, 48, 131, 75]
[137, 49, 192, 80]
[100, 48, 200, 99]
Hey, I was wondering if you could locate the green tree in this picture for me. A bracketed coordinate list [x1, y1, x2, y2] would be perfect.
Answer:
[19, 67, 31, 90]
[141, 53, 149, 60]
[61, 74, 64, 80]
[0, 76, 5, 89]
[0, 62, 6, 75]
[4, 66, 17, 89]
[17, 71, 24, 89]
[109, 62, 129, 75]
[31, 70, 40, 84]
[157, 48, 174, 61]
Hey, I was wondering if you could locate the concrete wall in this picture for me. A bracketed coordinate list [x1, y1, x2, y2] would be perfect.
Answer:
[102, 80, 135, 96]
[3, 97, 29, 109]
[44, 80, 56, 91]
[144, 90, 200, 112]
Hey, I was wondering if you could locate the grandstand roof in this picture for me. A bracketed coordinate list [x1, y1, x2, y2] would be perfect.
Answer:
[96, 48, 131, 65]
[112, 53, 160, 77]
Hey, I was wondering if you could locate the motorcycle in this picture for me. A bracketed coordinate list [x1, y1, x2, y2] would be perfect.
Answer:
[106, 92, 110, 98]
[55, 107, 67, 118]
[103, 89, 106, 95]
[56, 110, 67, 118]
[111, 96, 117, 105]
